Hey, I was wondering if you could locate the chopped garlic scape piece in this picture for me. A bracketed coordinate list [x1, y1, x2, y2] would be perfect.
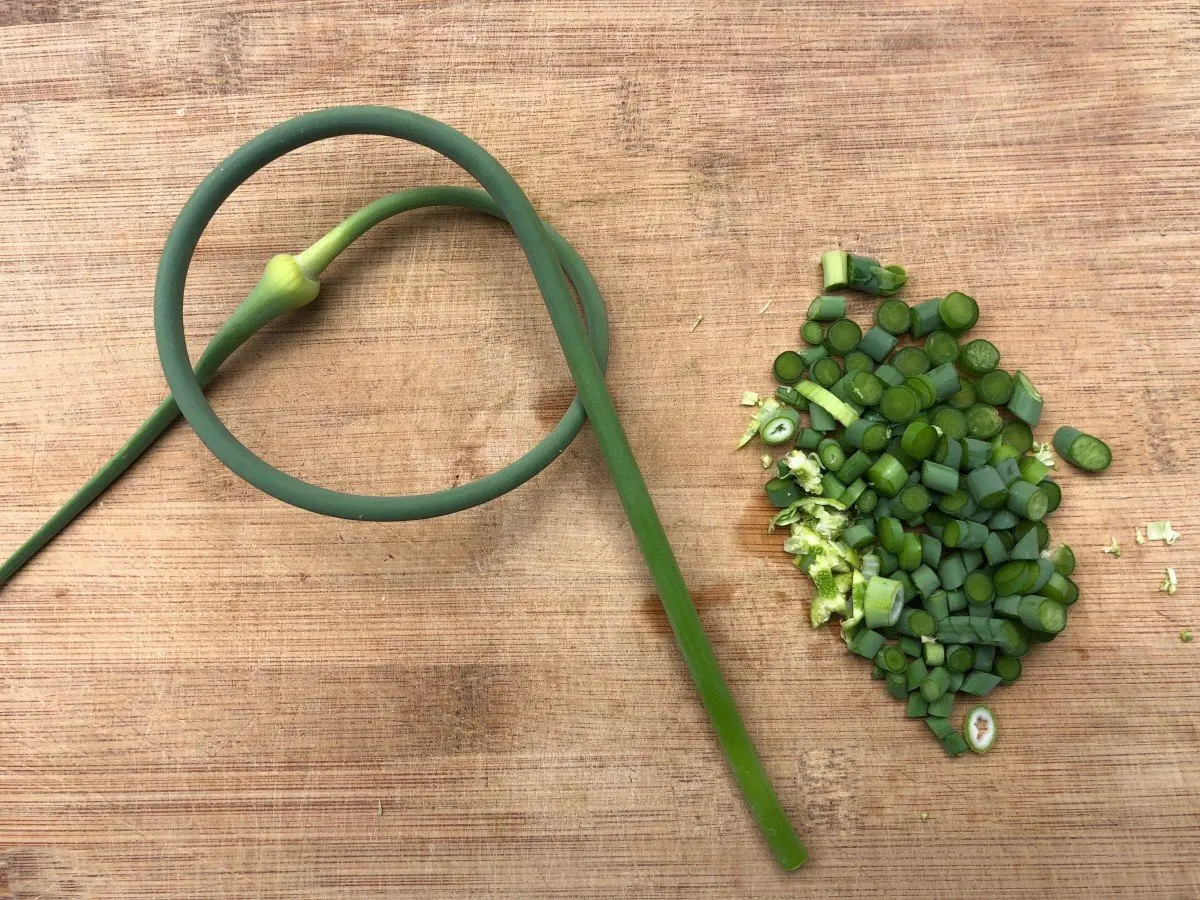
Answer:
[783, 450, 824, 495]
[1146, 521, 1180, 545]
[1160, 567, 1178, 595]
[1032, 442, 1056, 468]
[963, 705, 997, 754]
[737, 397, 779, 448]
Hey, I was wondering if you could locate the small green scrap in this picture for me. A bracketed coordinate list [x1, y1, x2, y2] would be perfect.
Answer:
[1146, 521, 1181, 545]
[1135, 527, 1146, 545]
[1102, 536, 1121, 557]
[1032, 443, 1056, 468]
[1181, 630, 1194, 643]
[781, 449, 824, 494]
[1160, 567, 1178, 595]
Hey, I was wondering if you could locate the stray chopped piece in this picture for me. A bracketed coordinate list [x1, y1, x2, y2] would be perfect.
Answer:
[1160, 567, 1178, 595]
[1147, 521, 1181, 545]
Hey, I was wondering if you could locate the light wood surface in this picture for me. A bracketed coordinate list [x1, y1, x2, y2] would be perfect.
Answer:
[2, 2, 1198, 896]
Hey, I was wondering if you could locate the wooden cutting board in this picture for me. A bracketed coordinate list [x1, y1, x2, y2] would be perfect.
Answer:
[2, 2, 1197, 896]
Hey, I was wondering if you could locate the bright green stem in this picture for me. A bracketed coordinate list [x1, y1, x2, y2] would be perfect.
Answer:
[0, 256, 318, 587]
[294, 197, 399, 277]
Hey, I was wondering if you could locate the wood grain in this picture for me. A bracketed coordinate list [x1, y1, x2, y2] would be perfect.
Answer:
[2, 1, 1198, 896]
